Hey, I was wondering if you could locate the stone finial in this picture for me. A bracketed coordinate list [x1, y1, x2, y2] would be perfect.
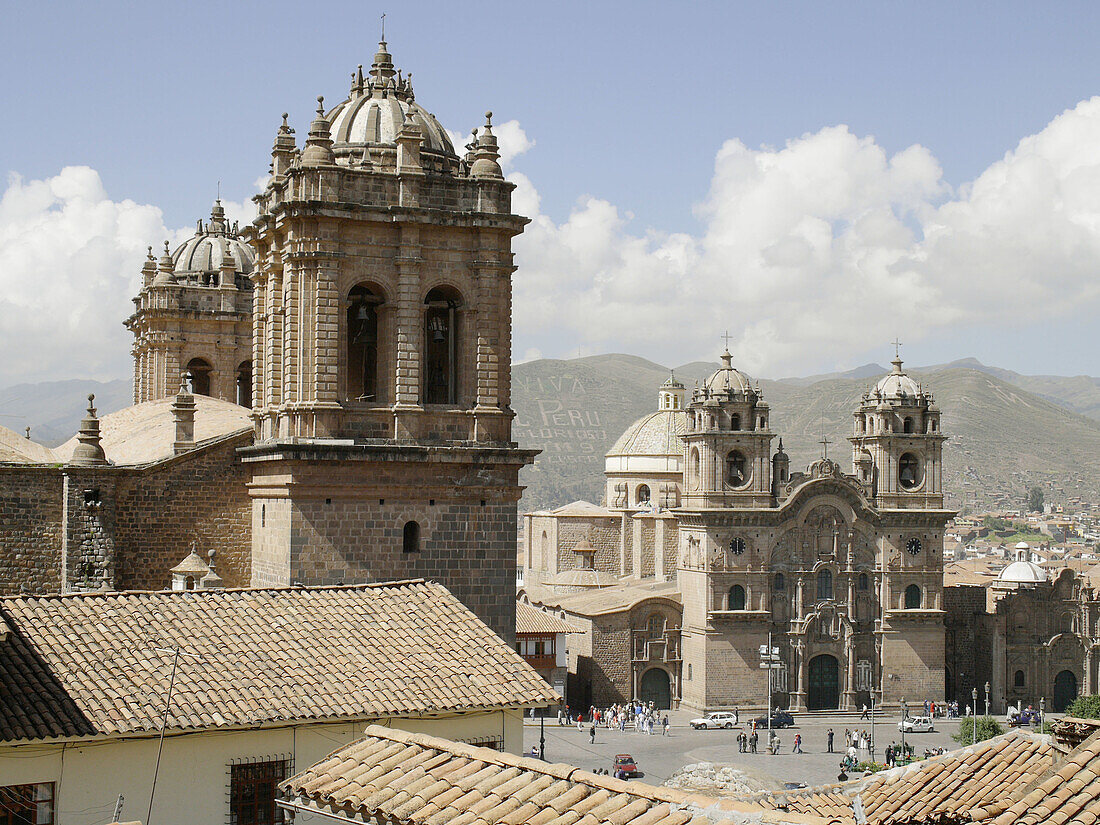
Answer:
[301, 96, 335, 166]
[140, 245, 158, 288]
[469, 111, 503, 180]
[172, 376, 197, 454]
[395, 105, 424, 174]
[69, 394, 108, 466]
[272, 113, 297, 177]
[153, 240, 175, 287]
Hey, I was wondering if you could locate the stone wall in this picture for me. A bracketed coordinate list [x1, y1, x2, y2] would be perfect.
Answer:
[579, 613, 631, 707]
[112, 434, 252, 590]
[0, 466, 63, 594]
[62, 469, 118, 591]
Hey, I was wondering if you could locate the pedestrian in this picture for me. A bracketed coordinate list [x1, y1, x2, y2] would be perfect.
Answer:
[827, 728, 834, 753]
[589, 723, 596, 744]
[733, 706, 739, 724]
[577, 714, 583, 731]
[860, 703, 870, 720]
[750, 731, 758, 753]
[737, 731, 744, 753]
[663, 715, 670, 736]
[793, 733, 802, 754]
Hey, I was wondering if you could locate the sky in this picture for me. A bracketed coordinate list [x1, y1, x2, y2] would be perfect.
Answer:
[2, 0, 1099, 387]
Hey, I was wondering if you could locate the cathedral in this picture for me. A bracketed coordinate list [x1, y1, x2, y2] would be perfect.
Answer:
[0, 39, 531, 641]
[521, 350, 953, 712]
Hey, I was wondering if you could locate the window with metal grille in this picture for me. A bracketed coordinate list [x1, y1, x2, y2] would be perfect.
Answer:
[0, 783, 54, 825]
[229, 759, 292, 825]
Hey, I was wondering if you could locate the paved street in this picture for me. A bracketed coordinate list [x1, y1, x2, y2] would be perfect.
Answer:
[524, 711, 969, 789]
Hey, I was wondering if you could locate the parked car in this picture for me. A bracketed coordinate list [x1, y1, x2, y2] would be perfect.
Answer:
[613, 753, 639, 778]
[689, 711, 738, 730]
[751, 711, 795, 728]
[899, 715, 935, 733]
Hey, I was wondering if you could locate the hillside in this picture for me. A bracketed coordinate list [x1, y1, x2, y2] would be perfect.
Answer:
[4, 358, 1098, 517]
[0, 379, 131, 446]
[513, 356, 1100, 514]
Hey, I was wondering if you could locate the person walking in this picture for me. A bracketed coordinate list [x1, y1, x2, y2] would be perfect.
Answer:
[589, 723, 596, 744]
[749, 730, 758, 753]
[793, 733, 802, 754]
[860, 704, 870, 720]
[663, 715, 670, 736]
[827, 728, 834, 753]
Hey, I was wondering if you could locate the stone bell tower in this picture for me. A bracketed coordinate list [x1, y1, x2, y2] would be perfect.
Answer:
[240, 39, 535, 640]
[850, 351, 946, 510]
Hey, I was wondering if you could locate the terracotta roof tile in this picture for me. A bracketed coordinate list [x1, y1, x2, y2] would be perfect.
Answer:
[517, 602, 582, 635]
[0, 581, 558, 742]
[282, 727, 831, 825]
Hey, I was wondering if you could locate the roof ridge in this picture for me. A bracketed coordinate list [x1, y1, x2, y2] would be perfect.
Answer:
[0, 578, 431, 603]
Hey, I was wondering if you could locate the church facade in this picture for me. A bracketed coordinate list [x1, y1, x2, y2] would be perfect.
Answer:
[0, 39, 532, 641]
[522, 352, 953, 711]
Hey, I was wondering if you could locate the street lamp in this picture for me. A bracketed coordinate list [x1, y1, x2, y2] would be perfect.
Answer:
[984, 681, 991, 718]
[971, 687, 978, 746]
[899, 699, 908, 760]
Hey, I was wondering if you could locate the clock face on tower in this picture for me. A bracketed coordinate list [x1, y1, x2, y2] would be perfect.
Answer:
[729, 537, 747, 555]
[906, 537, 922, 555]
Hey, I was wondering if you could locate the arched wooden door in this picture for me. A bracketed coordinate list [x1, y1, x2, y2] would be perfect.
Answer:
[1054, 670, 1078, 712]
[639, 668, 672, 709]
[808, 655, 840, 710]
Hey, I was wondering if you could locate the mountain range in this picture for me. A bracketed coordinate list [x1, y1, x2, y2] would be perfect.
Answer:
[4, 356, 1098, 516]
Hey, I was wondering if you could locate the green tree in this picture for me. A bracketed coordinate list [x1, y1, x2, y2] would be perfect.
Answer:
[1027, 486, 1044, 513]
[952, 716, 1004, 745]
[1066, 695, 1100, 719]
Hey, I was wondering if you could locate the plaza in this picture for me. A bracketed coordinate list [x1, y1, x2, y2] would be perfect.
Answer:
[525, 711, 976, 788]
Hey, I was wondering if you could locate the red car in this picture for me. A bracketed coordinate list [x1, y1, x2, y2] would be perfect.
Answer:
[613, 754, 639, 778]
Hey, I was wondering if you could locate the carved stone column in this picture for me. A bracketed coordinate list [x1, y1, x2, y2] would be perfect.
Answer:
[792, 640, 807, 711]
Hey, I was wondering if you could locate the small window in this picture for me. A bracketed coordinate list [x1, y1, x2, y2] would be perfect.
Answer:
[690, 448, 701, 488]
[905, 584, 922, 609]
[0, 782, 54, 825]
[903, 417, 914, 434]
[773, 572, 786, 591]
[185, 576, 196, 591]
[230, 760, 292, 825]
[858, 572, 869, 591]
[730, 414, 741, 431]
[728, 585, 746, 611]
[647, 614, 665, 636]
[402, 521, 420, 553]
[817, 569, 833, 601]
[636, 485, 651, 505]
[1014, 669, 1026, 688]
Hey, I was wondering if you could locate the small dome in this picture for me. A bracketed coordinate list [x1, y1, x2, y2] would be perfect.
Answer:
[607, 410, 687, 459]
[326, 41, 456, 161]
[172, 201, 256, 279]
[998, 559, 1048, 585]
[1015, 541, 1031, 550]
[869, 357, 924, 402]
[702, 349, 753, 396]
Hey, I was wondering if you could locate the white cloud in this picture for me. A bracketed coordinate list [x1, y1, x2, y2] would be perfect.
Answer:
[511, 98, 1100, 376]
[4, 100, 1099, 389]
[447, 119, 533, 171]
[0, 167, 176, 386]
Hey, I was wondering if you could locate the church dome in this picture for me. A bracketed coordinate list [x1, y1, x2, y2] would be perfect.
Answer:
[172, 201, 256, 279]
[998, 559, 1048, 585]
[326, 41, 456, 160]
[606, 410, 687, 459]
[869, 356, 924, 402]
[702, 349, 754, 396]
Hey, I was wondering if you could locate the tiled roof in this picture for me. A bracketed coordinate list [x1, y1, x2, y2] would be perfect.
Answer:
[0, 581, 557, 742]
[281, 726, 838, 825]
[516, 602, 580, 635]
[739, 730, 1054, 825]
[53, 395, 251, 465]
[852, 729, 1054, 824]
[973, 728, 1100, 824]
